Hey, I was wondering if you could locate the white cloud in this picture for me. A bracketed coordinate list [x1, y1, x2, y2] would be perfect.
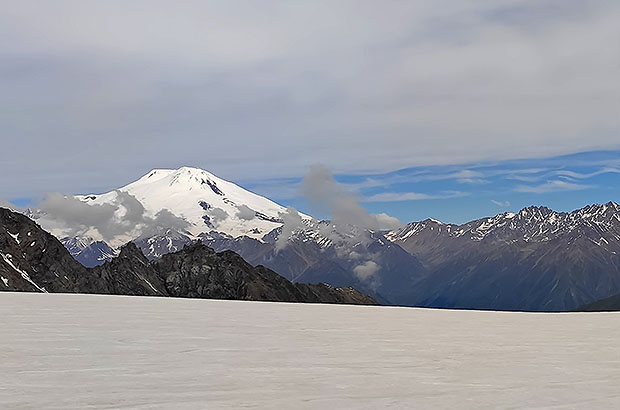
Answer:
[507, 174, 542, 182]
[452, 170, 488, 184]
[491, 200, 511, 207]
[515, 180, 591, 193]
[353, 261, 380, 281]
[554, 168, 620, 179]
[364, 191, 467, 202]
[301, 165, 404, 231]
[275, 207, 304, 252]
[36, 191, 190, 244]
[364, 192, 433, 202]
[235, 204, 256, 221]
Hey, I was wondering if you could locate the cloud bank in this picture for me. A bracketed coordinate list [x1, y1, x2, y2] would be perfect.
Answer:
[2, 1, 620, 199]
[36, 191, 189, 244]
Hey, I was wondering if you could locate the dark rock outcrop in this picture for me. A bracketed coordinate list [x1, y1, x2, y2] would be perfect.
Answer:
[1, 207, 377, 306]
[92, 242, 167, 296]
[150, 243, 377, 304]
[578, 293, 620, 312]
[0, 207, 97, 293]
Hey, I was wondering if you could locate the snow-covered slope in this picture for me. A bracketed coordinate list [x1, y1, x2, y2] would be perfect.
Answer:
[4, 293, 620, 410]
[78, 167, 308, 242]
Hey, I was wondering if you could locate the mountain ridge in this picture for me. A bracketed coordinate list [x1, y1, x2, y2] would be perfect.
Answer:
[388, 201, 620, 310]
[0, 207, 377, 306]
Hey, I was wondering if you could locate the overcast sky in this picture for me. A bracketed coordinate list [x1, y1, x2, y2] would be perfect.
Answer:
[1, 1, 620, 213]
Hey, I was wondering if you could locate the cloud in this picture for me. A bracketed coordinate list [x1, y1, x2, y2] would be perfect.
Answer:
[139, 208, 191, 238]
[491, 200, 511, 207]
[507, 174, 542, 182]
[364, 190, 467, 202]
[0, 200, 24, 212]
[275, 207, 304, 252]
[452, 170, 488, 184]
[36, 191, 190, 243]
[364, 192, 433, 202]
[353, 261, 380, 281]
[554, 167, 620, 179]
[3, 1, 620, 199]
[358, 170, 488, 188]
[457, 178, 488, 184]
[235, 204, 255, 220]
[515, 180, 591, 194]
[275, 166, 405, 282]
[301, 165, 404, 232]
[208, 207, 228, 226]
[372, 213, 405, 231]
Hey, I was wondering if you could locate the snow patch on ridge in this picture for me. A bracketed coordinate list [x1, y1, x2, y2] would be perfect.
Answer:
[8, 231, 20, 244]
[0, 253, 46, 293]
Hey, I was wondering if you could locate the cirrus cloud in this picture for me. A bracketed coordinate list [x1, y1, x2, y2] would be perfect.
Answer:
[515, 180, 591, 194]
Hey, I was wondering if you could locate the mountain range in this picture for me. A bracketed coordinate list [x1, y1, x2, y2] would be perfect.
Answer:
[0, 207, 377, 305]
[388, 203, 620, 310]
[16, 166, 620, 311]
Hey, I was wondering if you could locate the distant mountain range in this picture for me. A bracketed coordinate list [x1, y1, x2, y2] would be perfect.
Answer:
[0, 207, 377, 305]
[388, 203, 620, 310]
[17, 166, 620, 311]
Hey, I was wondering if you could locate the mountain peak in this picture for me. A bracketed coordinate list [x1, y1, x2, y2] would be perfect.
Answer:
[119, 242, 146, 259]
[140, 167, 220, 187]
[73, 166, 294, 244]
[518, 205, 555, 215]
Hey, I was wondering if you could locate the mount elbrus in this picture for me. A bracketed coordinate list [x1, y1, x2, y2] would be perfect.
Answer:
[8, 166, 620, 311]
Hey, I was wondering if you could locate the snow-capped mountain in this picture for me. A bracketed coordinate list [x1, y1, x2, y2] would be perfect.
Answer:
[61, 236, 118, 268]
[78, 166, 309, 242]
[385, 202, 620, 311]
[387, 202, 620, 246]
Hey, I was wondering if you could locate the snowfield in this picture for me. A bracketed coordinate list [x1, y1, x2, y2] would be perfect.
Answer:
[2, 293, 620, 409]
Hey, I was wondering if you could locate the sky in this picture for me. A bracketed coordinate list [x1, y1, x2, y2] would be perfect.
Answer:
[244, 150, 620, 224]
[1, 1, 619, 224]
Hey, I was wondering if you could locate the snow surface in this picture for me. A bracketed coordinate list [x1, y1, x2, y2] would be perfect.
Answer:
[2, 293, 620, 409]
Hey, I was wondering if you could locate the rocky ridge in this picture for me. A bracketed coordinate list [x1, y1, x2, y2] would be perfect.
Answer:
[1, 207, 377, 306]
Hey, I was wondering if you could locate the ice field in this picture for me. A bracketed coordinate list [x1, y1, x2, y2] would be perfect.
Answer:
[2, 292, 620, 409]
